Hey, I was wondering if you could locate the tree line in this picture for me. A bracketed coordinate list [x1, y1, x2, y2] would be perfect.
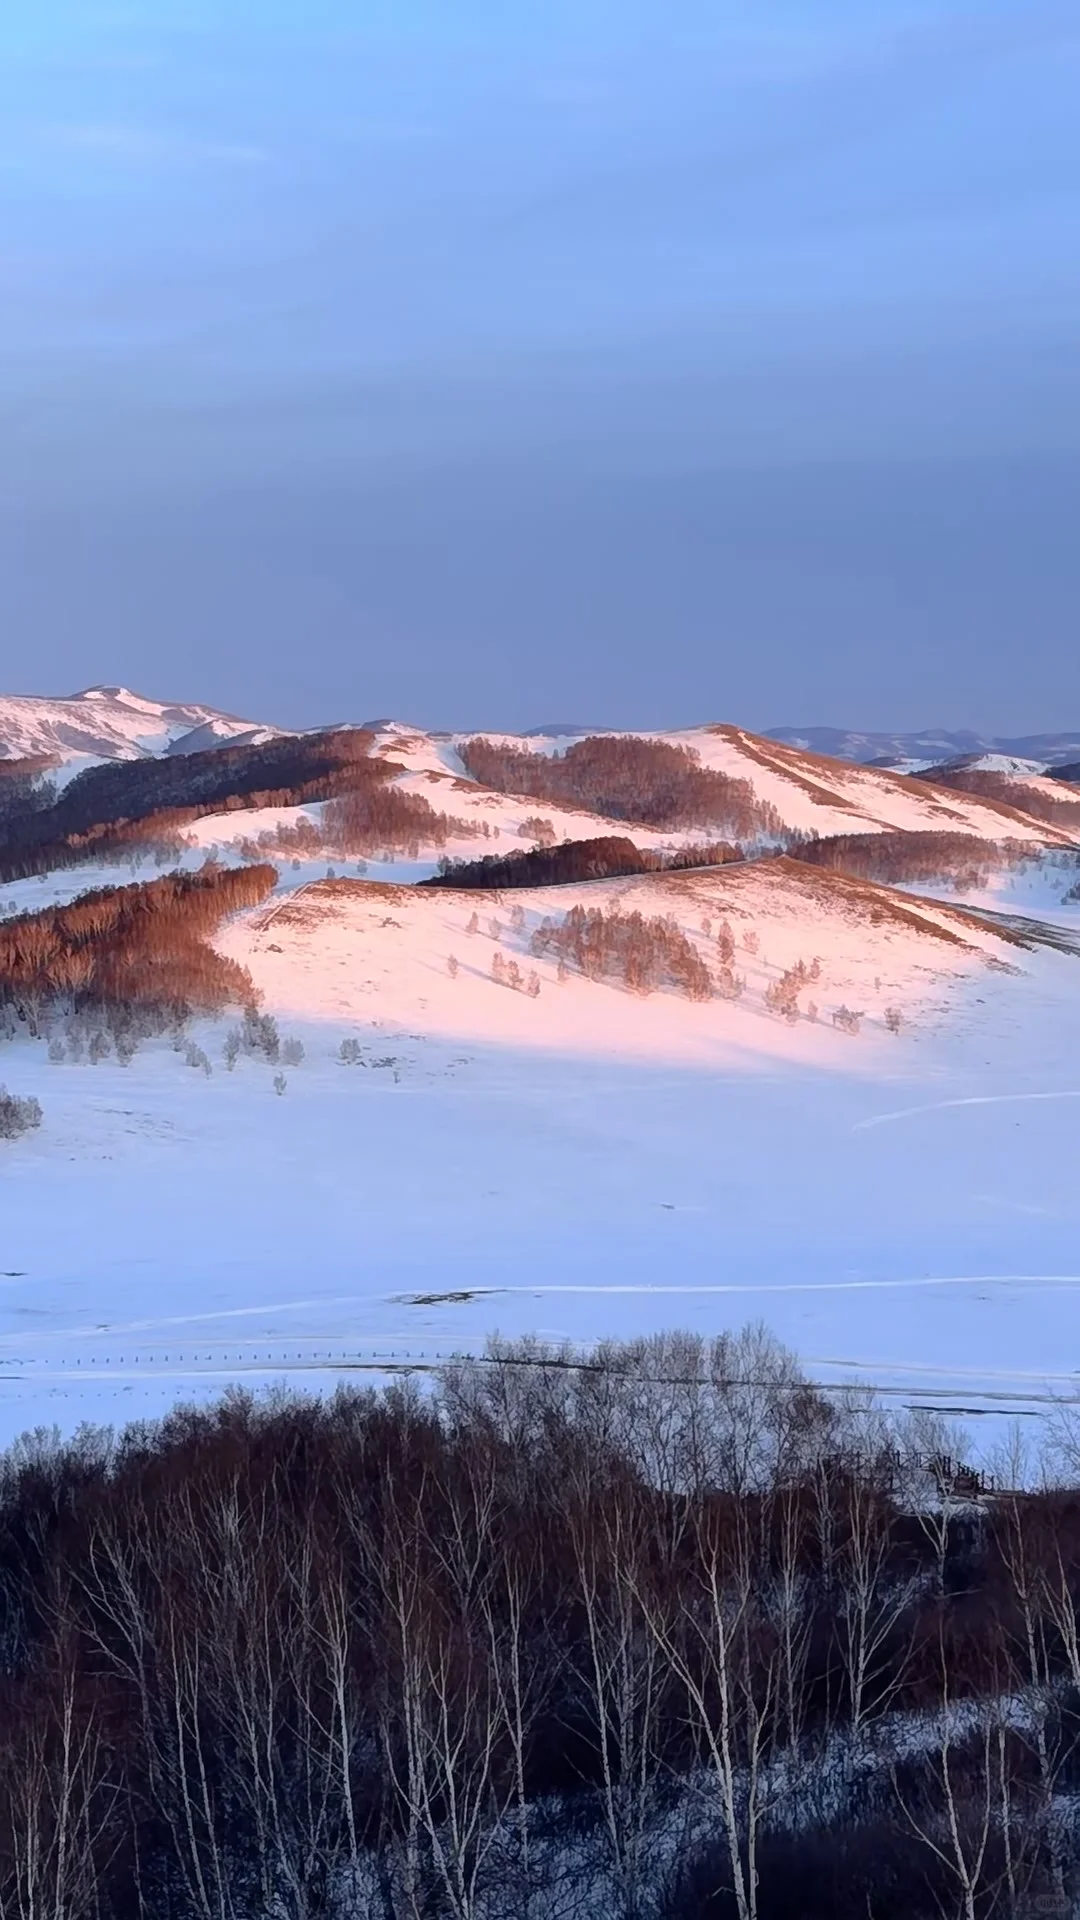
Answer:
[425, 835, 742, 892]
[0, 862, 275, 1032]
[914, 768, 1080, 832]
[1, 1327, 1080, 1919]
[323, 787, 484, 861]
[787, 832, 1031, 892]
[0, 730, 420, 883]
[0, 755, 61, 830]
[458, 737, 786, 840]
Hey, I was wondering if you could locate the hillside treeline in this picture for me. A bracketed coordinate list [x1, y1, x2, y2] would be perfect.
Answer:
[789, 831, 1029, 890]
[1, 1328, 1079, 1920]
[531, 903, 715, 998]
[324, 785, 483, 859]
[0, 862, 274, 1029]
[459, 736, 785, 838]
[917, 767, 1080, 830]
[0, 755, 59, 829]
[0, 730, 439, 881]
[425, 834, 741, 891]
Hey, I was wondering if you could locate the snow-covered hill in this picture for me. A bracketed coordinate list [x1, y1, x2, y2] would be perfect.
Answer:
[2, 696, 1075, 875]
[447, 721, 1079, 846]
[0, 686, 278, 764]
[214, 858, 1027, 1067]
[769, 725, 1080, 769]
[144, 708, 1080, 854]
[659, 725, 1077, 843]
[3, 692, 1080, 1449]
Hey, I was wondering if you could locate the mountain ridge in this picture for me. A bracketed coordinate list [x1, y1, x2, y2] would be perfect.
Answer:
[767, 726, 1080, 768]
[0, 686, 279, 765]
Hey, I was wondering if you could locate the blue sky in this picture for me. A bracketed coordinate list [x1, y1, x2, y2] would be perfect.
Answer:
[2, 1, 1078, 730]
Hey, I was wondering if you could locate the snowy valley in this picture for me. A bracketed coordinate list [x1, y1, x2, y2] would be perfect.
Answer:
[2, 688, 1080, 1449]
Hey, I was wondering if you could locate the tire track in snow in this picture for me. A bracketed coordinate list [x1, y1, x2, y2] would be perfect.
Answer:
[0, 1295, 415, 1347]
[8, 1274, 1080, 1351]
[853, 1091, 1080, 1131]
[422, 1276, 1080, 1295]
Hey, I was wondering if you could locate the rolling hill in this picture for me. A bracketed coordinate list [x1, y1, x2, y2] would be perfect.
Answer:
[2, 687, 1080, 1450]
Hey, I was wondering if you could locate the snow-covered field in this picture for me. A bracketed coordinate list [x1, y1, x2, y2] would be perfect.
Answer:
[2, 857, 1080, 1454]
[915, 848, 1080, 926]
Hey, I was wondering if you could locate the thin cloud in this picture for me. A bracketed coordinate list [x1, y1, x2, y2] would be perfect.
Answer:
[43, 122, 269, 167]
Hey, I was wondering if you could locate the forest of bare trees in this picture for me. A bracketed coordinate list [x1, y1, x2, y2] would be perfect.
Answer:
[915, 768, 1080, 832]
[323, 786, 483, 860]
[0, 730, 440, 882]
[0, 862, 274, 1032]
[788, 832, 1031, 891]
[0, 756, 60, 829]
[530, 904, 715, 999]
[1, 1329, 1079, 1919]
[458, 738, 785, 840]
[426, 836, 741, 892]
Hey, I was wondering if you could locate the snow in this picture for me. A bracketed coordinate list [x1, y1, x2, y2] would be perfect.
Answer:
[0, 858, 209, 920]
[181, 802, 329, 850]
[2, 857, 1080, 1453]
[166, 719, 280, 755]
[903, 846, 1080, 929]
[213, 861, 1019, 1066]
[180, 776, 702, 876]
[446, 721, 1079, 846]
[969, 770, 1080, 811]
[666, 726, 1077, 844]
[3, 702, 1080, 1459]
[9, 712, 1074, 925]
[0, 686, 277, 765]
[950, 754, 1051, 776]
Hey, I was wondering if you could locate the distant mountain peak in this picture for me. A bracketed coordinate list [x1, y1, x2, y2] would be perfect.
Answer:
[767, 726, 1080, 771]
[0, 687, 279, 765]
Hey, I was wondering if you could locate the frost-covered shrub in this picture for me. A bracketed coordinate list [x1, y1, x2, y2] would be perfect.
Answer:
[241, 1007, 279, 1062]
[0, 1088, 42, 1139]
[281, 1036, 305, 1067]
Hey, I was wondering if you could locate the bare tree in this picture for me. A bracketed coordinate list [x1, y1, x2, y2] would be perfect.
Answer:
[638, 1493, 778, 1920]
[0, 1660, 114, 1920]
[892, 1626, 1023, 1920]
